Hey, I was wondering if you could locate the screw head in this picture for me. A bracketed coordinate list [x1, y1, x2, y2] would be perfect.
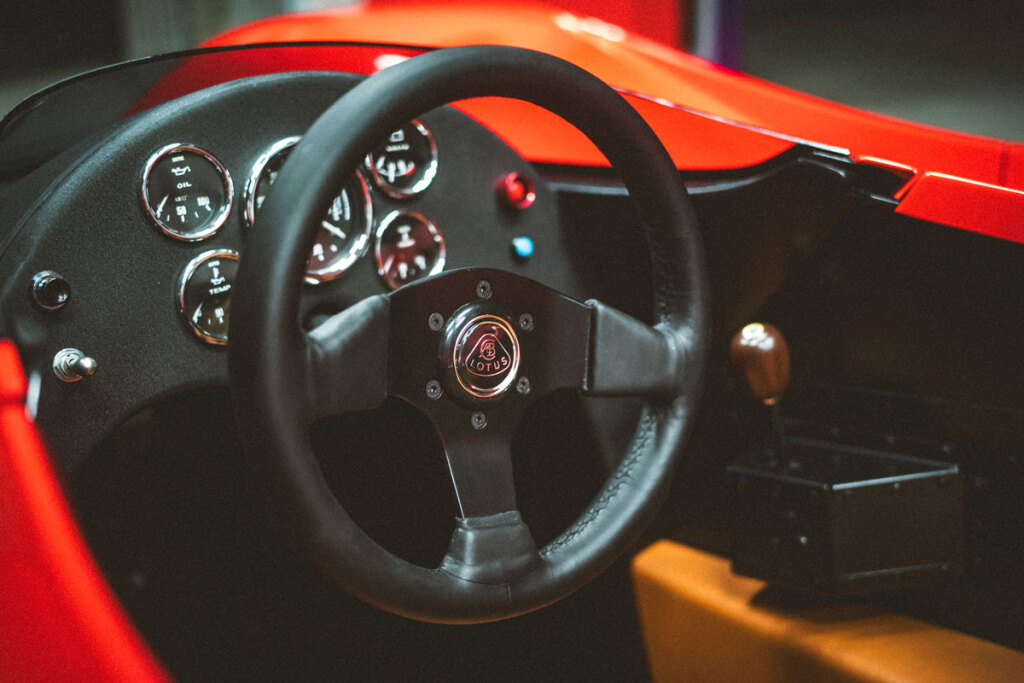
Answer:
[428, 312, 444, 331]
[426, 380, 443, 400]
[518, 313, 534, 331]
[471, 411, 488, 430]
[476, 280, 492, 299]
[516, 377, 531, 395]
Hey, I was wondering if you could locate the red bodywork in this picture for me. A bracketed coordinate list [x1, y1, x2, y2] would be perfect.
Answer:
[0, 342, 169, 681]
[1, 3, 1021, 681]
[206, 1, 1024, 244]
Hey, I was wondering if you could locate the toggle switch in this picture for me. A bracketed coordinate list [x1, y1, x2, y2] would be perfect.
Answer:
[53, 348, 97, 383]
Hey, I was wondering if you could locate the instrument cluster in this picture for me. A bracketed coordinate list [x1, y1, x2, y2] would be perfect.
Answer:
[141, 121, 446, 345]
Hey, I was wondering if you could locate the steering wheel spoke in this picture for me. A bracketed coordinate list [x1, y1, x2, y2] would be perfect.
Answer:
[434, 413, 521, 518]
[581, 300, 685, 399]
[303, 294, 390, 421]
[440, 509, 541, 585]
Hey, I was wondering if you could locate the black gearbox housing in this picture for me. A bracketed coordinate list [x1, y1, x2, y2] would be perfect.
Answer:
[728, 437, 963, 595]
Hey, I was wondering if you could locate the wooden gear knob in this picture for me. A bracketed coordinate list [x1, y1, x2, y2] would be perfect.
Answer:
[730, 322, 790, 404]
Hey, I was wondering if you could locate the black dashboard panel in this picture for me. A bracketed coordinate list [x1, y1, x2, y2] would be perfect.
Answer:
[0, 71, 570, 472]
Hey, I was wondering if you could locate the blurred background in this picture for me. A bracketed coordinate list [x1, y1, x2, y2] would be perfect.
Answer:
[1, 0, 1022, 139]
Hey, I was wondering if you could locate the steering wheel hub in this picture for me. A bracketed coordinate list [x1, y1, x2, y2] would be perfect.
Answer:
[444, 307, 521, 400]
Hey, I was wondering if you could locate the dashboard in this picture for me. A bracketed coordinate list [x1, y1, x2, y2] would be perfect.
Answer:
[2, 71, 590, 473]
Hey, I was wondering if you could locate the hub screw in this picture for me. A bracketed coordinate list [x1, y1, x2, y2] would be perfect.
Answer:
[426, 380, 443, 400]
[518, 313, 534, 331]
[428, 312, 444, 331]
[471, 411, 488, 430]
[516, 377, 531, 395]
[476, 280, 492, 299]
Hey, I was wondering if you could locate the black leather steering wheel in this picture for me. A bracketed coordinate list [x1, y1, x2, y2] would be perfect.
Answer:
[229, 45, 708, 624]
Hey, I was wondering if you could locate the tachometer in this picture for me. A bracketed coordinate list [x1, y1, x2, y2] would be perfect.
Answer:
[142, 144, 232, 241]
[245, 137, 373, 284]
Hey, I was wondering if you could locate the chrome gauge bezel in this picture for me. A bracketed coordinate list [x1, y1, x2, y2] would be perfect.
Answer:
[365, 119, 438, 199]
[304, 168, 373, 283]
[244, 137, 374, 285]
[243, 136, 300, 230]
[374, 210, 447, 290]
[141, 143, 233, 242]
[176, 248, 240, 346]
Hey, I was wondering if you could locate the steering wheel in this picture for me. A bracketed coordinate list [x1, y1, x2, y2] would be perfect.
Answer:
[229, 45, 708, 624]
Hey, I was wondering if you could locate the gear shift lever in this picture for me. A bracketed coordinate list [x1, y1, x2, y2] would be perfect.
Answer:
[731, 323, 790, 454]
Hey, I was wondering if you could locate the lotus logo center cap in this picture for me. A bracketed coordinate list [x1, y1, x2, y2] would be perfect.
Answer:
[453, 315, 520, 399]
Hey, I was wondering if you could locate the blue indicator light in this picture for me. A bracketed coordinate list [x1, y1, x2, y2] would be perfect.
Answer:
[512, 236, 535, 260]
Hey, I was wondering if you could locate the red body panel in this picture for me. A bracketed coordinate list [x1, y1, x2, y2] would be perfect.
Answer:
[372, 0, 685, 47]
[204, 1, 1019, 186]
[130, 46, 796, 172]
[0, 342, 169, 682]
[895, 174, 1024, 244]
[205, 1, 1024, 243]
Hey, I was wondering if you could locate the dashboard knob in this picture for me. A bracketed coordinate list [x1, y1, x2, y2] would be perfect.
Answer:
[730, 322, 790, 404]
[31, 271, 71, 311]
[498, 172, 536, 210]
[53, 348, 97, 383]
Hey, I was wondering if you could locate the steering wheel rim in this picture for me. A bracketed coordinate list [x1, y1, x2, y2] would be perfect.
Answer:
[229, 45, 708, 624]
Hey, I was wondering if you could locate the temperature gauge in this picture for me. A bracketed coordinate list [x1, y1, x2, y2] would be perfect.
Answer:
[142, 144, 232, 241]
[366, 120, 438, 198]
[177, 249, 239, 345]
[245, 137, 373, 284]
[374, 211, 446, 290]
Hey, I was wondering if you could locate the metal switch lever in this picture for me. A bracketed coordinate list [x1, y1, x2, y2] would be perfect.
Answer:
[53, 348, 97, 383]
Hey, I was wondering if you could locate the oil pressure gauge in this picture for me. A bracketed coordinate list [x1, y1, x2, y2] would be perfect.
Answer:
[374, 211, 446, 290]
[142, 144, 232, 241]
[177, 249, 239, 345]
[366, 120, 437, 198]
[245, 137, 373, 284]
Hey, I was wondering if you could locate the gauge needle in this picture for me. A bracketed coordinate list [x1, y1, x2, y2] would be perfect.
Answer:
[321, 220, 347, 241]
[156, 195, 169, 216]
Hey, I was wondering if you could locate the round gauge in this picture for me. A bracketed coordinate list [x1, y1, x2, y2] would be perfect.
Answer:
[374, 211, 446, 290]
[366, 120, 438, 198]
[245, 137, 373, 284]
[177, 249, 239, 345]
[142, 144, 232, 241]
